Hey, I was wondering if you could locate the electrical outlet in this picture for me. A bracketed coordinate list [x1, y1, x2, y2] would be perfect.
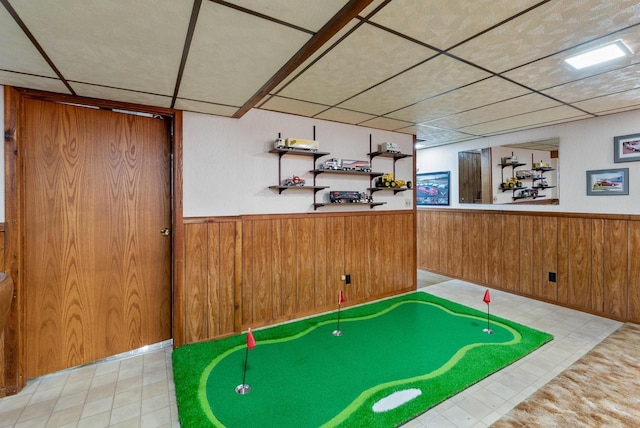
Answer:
[345, 274, 351, 284]
[405, 199, 412, 207]
[341, 275, 346, 281]
[549, 272, 556, 282]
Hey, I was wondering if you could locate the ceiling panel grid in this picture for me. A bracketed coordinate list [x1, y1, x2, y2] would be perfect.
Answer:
[3, 0, 640, 146]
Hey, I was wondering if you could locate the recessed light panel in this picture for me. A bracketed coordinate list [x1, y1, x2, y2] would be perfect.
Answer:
[565, 41, 631, 70]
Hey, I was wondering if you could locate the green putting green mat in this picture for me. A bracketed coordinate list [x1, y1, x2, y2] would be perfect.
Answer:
[172, 292, 553, 427]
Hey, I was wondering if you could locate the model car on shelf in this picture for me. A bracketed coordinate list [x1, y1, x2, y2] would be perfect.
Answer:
[379, 142, 400, 153]
[533, 161, 551, 169]
[375, 172, 406, 188]
[319, 158, 371, 172]
[319, 158, 342, 170]
[329, 191, 373, 204]
[282, 176, 305, 186]
[500, 177, 523, 189]
[340, 159, 371, 172]
[273, 138, 319, 151]
[514, 188, 540, 199]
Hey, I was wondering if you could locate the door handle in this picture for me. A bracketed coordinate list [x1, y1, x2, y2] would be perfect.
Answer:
[160, 227, 170, 237]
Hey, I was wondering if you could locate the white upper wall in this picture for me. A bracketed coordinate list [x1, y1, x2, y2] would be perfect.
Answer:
[0, 90, 411, 219]
[416, 109, 640, 214]
[7, 85, 637, 218]
[183, 109, 414, 217]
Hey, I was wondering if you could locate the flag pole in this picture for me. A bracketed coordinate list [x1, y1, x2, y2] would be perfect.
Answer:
[333, 290, 344, 336]
[483, 303, 493, 334]
[333, 305, 342, 336]
[236, 329, 255, 394]
[482, 289, 494, 334]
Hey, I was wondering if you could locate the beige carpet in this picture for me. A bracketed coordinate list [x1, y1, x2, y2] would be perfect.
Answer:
[492, 323, 640, 427]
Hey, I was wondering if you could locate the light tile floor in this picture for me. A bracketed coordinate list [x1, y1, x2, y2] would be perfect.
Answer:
[0, 342, 179, 428]
[0, 277, 622, 427]
[406, 279, 622, 427]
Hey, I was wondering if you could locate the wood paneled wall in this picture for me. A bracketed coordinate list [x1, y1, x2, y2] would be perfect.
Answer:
[180, 211, 415, 344]
[0, 228, 8, 396]
[418, 209, 640, 322]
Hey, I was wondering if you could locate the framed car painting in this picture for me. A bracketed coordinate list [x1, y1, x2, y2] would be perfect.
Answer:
[614, 133, 640, 163]
[416, 171, 450, 206]
[586, 168, 629, 196]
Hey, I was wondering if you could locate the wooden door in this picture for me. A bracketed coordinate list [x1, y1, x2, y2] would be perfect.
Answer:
[23, 99, 172, 378]
[458, 151, 482, 203]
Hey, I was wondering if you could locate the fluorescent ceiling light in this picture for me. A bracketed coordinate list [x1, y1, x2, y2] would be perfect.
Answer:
[565, 41, 631, 69]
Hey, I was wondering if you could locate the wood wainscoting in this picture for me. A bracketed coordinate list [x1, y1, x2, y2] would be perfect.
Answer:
[0, 227, 7, 396]
[178, 211, 416, 345]
[417, 208, 640, 323]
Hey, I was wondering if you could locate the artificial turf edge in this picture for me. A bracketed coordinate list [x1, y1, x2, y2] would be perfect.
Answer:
[172, 291, 553, 427]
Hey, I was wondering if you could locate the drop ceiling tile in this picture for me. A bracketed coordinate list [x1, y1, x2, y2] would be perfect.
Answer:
[503, 27, 640, 91]
[0, 71, 69, 94]
[426, 93, 562, 129]
[339, 55, 490, 116]
[229, 0, 349, 32]
[541, 63, 640, 103]
[174, 99, 238, 117]
[179, 1, 311, 107]
[450, 0, 640, 73]
[370, 0, 541, 50]
[71, 83, 172, 108]
[271, 20, 359, 94]
[458, 106, 591, 135]
[278, 22, 436, 106]
[583, 104, 640, 116]
[11, 0, 193, 95]
[358, 0, 388, 18]
[260, 96, 328, 117]
[572, 87, 640, 114]
[314, 108, 376, 124]
[503, 138, 560, 152]
[387, 77, 531, 123]
[0, 7, 56, 77]
[482, 115, 593, 136]
[414, 125, 480, 146]
[393, 126, 417, 136]
[359, 116, 413, 131]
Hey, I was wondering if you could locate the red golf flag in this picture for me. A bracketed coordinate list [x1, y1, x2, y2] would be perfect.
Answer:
[338, 290, 345, 305]
[247, 328, 256, 350]
[483, 289, 491, 305]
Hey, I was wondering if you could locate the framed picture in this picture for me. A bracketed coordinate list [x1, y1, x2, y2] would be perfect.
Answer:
[614, 133, 640, 163]
[586, 168, 629, 196]
[416, 171, 450, 206]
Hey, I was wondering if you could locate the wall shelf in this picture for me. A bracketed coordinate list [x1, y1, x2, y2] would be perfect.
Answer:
[311, 169, 383, 178]
[500, 162, 526, 169]
[513, 194, 546, 200]
[368, 136, 413, 193]
[269, 185, 328, 194]
[367, 151, 412, 161]
[500, 185, 526, 193]
[272, 131, 409, 210]
[313, 202, 386, 209]
[368, 186, 409, 194]
[269, 147, 330, 160]
[269, 128, 332, 196]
